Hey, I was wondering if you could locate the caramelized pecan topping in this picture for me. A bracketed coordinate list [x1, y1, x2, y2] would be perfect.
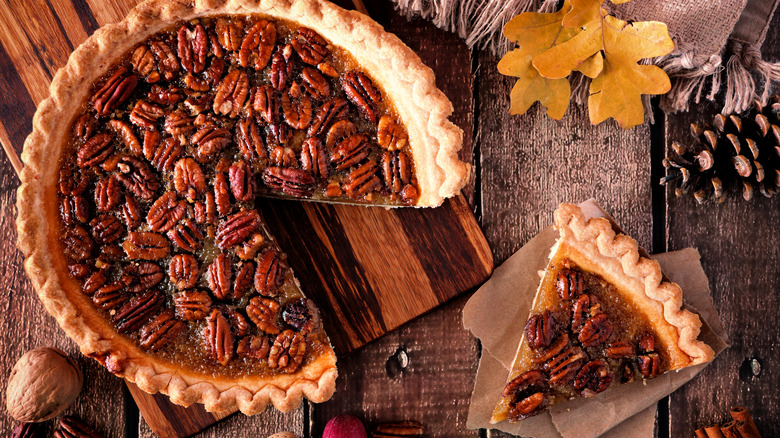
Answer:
[268, 329, 306, 373]
[300, 137, 328, 180]
[147, 192, 187, 232]
[217, 210, 261, 249]
[178, 24, 208, 74]
[204, 309, 234, 365]
[502, 370, 548, 421]
[192, 125, 232, 163]
[148, 40, 180, 81]
[228, 160, 254, 202]
[213, 69, 249, 118]
[237, 335, 271, 360]
[92, 281, 126, 310]
[121, 261, 164, 294]
[116, 156, 160, 200]
[173, 290, 212, 321]
[637, 353, 661, 378]
[574, 360, 612, 396]
[343, 160, 381, 199]
[556, 268, 584, 300]
[291, 27, 328, 65]
[93, 67, 138, 116]
[233, 261, 255, 299]
[235, 117, 267, 161]
[168, 219, 204, 252]
[262, 167, 316, 198]
[139, 310, 185, 351]
[107, 119, 142, 154]
[377, 116, 408, 151]
[270, 45, 294, 91]
[113, 290, 163, 333]
[252, 84, 278, 124]
[240, 20, 276, 70]
[331, 134, 369, 171]
[216, 18, 242, 52]
[247, 296, 281, 334]
[77, 133, 113, 168]
[63, 226, 94, 262]
[282, 298, 319, 334]
[94, 176, 121, 213]
[207, 253, 232, 300]
[309, 98, 348, 137]
[578, 313, 613, 347]
[255, 248, 285, 297]
[122, 232, 170, 260]
[169, 254, 199, 290]
[342, 71, 380, 123]
[524, 310, 556, 350]
[174, 158, 206, 201]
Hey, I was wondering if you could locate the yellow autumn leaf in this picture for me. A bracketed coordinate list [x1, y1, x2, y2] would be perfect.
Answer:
[531, 0, 673, 128]
[588, 16, 673, 128]
[498, 0, 576, 119]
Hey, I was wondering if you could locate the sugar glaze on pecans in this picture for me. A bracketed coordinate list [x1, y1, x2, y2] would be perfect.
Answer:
[55, 15, 434, 376]
[503, 262, 668, 421]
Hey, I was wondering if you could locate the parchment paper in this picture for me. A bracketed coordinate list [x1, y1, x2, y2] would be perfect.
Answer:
[462, 201, 729, 438]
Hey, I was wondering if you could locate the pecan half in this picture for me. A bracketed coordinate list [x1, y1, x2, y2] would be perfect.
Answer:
[173, 290, 212, 321]
[82, 271, 106, 295]
[502, 370, 548, 421]
[291, 27, 329, 65]
[70, 263, 93, 280]
[377, 116, 408, 151]
[139, 310, 185, 351]
[116, 156, 160, 200]
[122, 232, 170, 260]
[246, 296, 281, 334]
[113, 290, 163, 333]
[59, 169, 88, 196]
[270, 45, 294, 91]
[301, 67, 331, 99]
[282, 298, 319, 334]
[149, 40, 180, 80]
[533, 332, 570, 364]
[525, 310, 556, 350]
[263, 167, 316, 198]
[342, 71, 380, 123]
[216, 18, 242, 51]
[235, 117, 267, 161]
[300, 137, 328, 180]
[174, 158, 206, 201]
[168, 219, 204, 252]
[309, 98, 349, 137]
[164, 109, 196, 136]
[73, 114, 97, 141]
[98, 244, 125, 267]
[192, 126, 232, 163]
[270, 146, 298, 168]
[252, 84, 278, 124]
[77, 133, 113, 168]
[217, 210, 261, 249]
[637, 353, 661, 378]
[381, 151, 412, 194]
[578, 313, 613, 347]
[213, 69, 249, 118]
[121, 261, 164, 294]
[150, 136, 183, 173]
[147, 86, 185, 106]
[255, 248, 285, 297]
[204, 309, 234, 365]
[604, 341, 635, 359]
[185, 94, 213, 114]
[574, 359, 612, 396]
[544, 345, 587, 385]
[178, 24, 208, 73]
[571, 293, 601, 332]
[93, 67, 138, 116]
[237, 335, 271, 360]
[331, 134, 370, 171]
[92, 281, 126, 310]
[224, 308, 250, 337]
[343, 160, 381, 199]
[107, 120, 141, 154]
[229, 160, 254, 202]
[55, 416, 102, 438]
[207, 253, 232, 300]
[557, 268, 584, 300]
[214, 172, 231, 216]
[233, 261, 255, 299]
[268, 329, 306, 373]
[239, 20, 276, 70]
[131, 45, 157, 81]
[147, 192, 187, 232]
[169, 254, 199, 290]
[63, 226, 93, 261]
[61, 195, 90, 225]
[121, 195, 142, 229]
[281, 90, 312, 130]
[266, 121, 291, 147]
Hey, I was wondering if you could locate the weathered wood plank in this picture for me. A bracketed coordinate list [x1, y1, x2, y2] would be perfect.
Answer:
[665, 14, 780, 437]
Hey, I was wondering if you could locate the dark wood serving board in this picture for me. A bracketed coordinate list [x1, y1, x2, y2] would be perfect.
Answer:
[0, 0, 490, 436]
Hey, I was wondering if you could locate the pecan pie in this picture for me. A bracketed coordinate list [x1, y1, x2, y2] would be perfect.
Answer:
[490, 204, 714, 423]
[16, 0, 468, 415]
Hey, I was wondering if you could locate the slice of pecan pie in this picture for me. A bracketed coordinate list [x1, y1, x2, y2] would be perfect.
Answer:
[491, 204, 714, 423]
[16, 0, 468, 415]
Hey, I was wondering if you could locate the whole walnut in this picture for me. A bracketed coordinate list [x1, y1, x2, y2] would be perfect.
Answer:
[6, 347, 83, 422]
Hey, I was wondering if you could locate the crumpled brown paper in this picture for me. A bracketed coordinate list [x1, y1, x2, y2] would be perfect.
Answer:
[462, 201, 729, 438]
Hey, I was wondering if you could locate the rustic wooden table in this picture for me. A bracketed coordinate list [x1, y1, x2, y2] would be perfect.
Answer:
[0, 0, 778, 437]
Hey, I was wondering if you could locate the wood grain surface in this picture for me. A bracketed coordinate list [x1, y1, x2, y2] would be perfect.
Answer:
[1, 0, 779, 437]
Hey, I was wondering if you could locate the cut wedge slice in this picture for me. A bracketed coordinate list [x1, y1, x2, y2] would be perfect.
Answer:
[491, 203, 714, 423]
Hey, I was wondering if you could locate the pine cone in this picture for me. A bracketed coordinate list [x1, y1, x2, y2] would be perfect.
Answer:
[661, 96, 780, 203]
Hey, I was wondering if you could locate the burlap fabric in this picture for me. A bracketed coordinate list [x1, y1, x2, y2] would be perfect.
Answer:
[392, 0, 780, 115]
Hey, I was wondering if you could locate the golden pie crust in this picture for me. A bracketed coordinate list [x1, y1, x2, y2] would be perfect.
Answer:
[491, 203, 714, 423]
[16, 0, 468, 415]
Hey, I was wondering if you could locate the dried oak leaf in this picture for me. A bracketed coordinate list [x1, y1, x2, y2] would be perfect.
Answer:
[497, 0, 576, 120]
[531, 0, 673, 128]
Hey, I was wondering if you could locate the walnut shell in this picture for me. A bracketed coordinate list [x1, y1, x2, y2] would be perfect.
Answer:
[6, 347, 83, 422]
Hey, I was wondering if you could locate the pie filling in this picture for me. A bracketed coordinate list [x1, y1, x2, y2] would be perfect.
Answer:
[496, 259, 669, 422]
[55, 15, 420, 377]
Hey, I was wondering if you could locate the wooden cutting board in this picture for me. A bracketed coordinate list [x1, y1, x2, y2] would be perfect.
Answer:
[0, 0, 490, 436]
